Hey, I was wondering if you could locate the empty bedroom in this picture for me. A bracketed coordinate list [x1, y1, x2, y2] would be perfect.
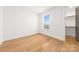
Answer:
[0, 6, 79, 52]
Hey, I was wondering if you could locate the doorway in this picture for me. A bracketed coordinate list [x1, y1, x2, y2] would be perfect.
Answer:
[65, 6, 76, 47]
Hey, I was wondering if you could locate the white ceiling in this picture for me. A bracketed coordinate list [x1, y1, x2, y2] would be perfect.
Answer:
[26, 6, 53, 14]
[26, 6, 77, 14]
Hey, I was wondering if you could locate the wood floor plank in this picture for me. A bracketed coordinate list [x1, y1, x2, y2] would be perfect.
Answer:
[0, 34, 79, 52]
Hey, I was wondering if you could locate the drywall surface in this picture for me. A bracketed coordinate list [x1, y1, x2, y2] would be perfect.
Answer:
[3, 7, 39, 41]
[0, 7, 3, 41]
[40, 7, 65, 41]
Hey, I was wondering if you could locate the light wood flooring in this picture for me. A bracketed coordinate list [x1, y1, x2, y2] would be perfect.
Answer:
[0, 33, 79, 52]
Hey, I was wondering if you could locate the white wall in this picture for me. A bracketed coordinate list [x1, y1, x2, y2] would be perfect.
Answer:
[3, 7, 39, 41]
[40, 7, 65, 41]
[0, 7, 3, 42]
[1, 6, 66, 41]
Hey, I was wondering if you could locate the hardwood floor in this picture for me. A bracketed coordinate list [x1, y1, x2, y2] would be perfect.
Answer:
[0, 33, 79, 52]
[61, 36, 79, 52]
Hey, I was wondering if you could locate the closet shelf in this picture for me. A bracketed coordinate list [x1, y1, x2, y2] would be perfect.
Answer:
[65, 26, 76, 27]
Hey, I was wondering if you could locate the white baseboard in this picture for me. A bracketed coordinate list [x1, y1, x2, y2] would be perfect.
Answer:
[4, 32, 39, 42]
[40, 33, 65, 41]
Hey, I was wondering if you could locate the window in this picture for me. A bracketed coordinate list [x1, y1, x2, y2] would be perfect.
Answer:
[44, 15, 49, 29]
